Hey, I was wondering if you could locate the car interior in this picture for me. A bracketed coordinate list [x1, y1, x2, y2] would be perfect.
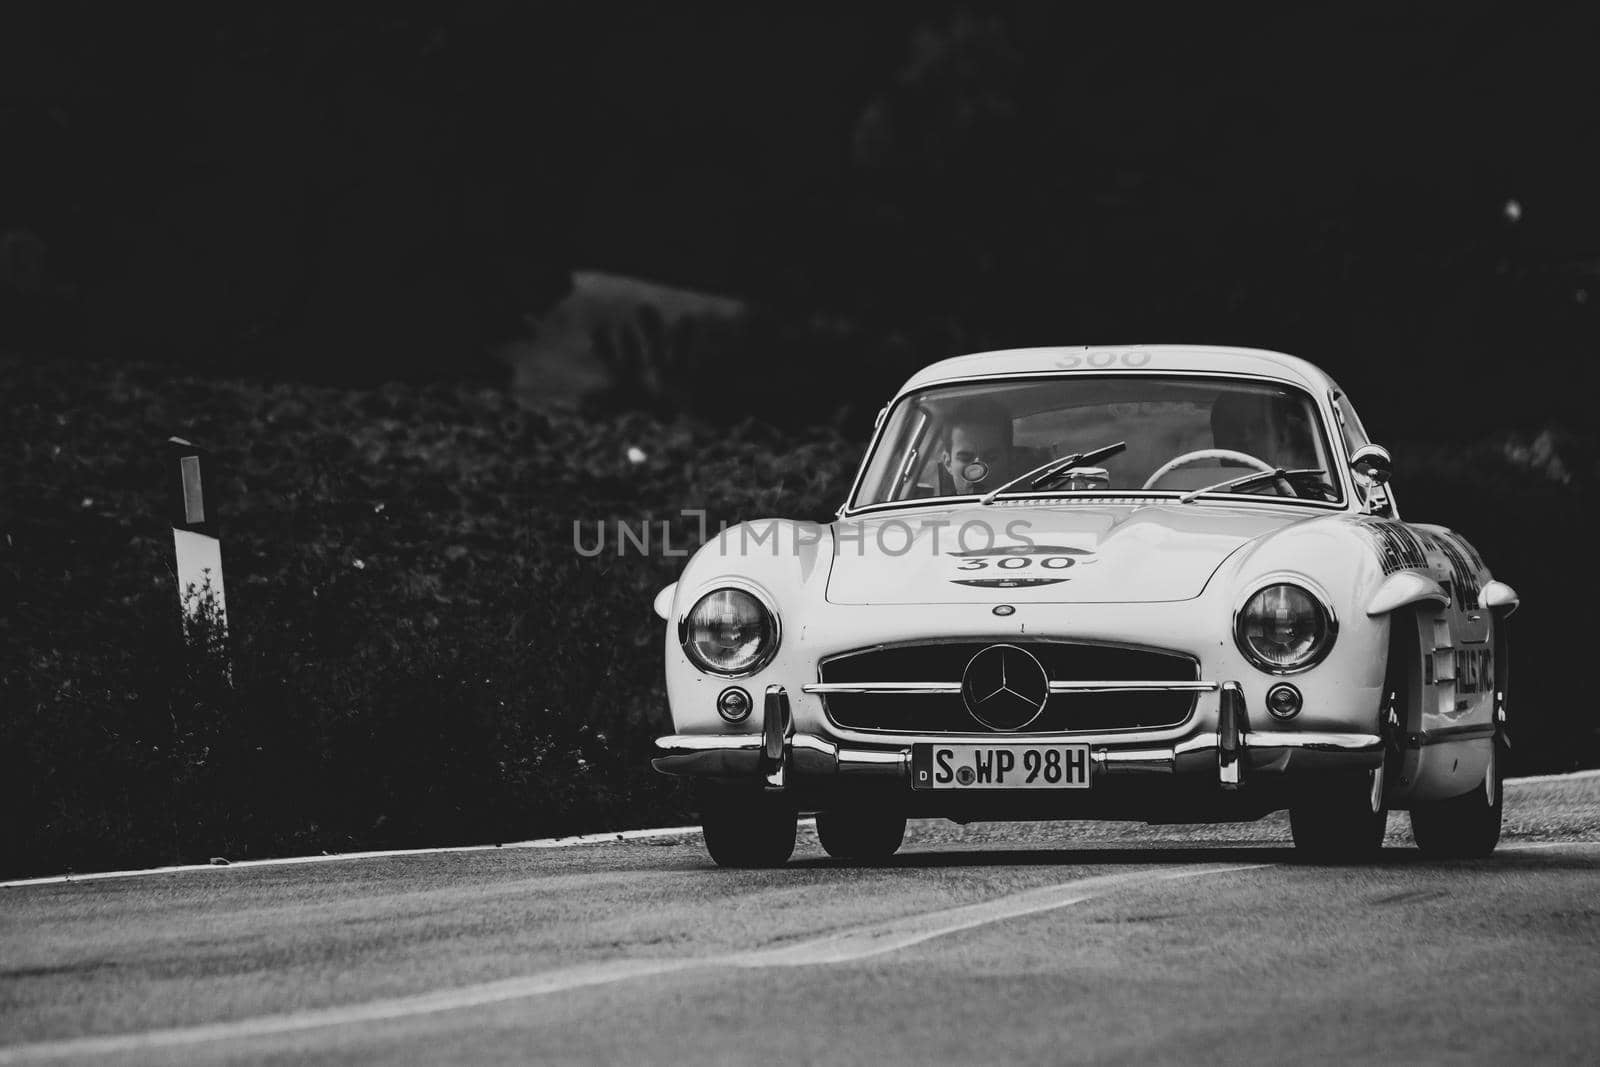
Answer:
[883, 378, 1338, 503]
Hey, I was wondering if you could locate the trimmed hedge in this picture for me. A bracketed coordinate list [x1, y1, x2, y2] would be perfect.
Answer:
[0, 358, 859, 877]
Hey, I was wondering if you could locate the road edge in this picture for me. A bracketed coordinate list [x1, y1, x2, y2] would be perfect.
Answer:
[7, 767, 1597, 889]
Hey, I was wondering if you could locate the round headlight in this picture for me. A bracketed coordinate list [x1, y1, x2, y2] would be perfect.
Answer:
[1235, 582, 1336, 674]
[682, 587, 779, 676]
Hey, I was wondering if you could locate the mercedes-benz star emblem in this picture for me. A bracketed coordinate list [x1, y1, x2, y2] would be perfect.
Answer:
[960, 643, 1049, 731]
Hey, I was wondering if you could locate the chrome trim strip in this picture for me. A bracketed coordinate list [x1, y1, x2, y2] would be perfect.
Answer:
[1174, 735, 1220, 757]
[842, 494, 1351, 519]
[839, 748, 909, 775]
[1403, 722, 1496, 749]
[790, 732, 839, 776]
[1218, 680, 1247, 788]
[804, 682, 963, 694]
[801, 680, 1216, 695]
[819, 636, 1204, 665]
[762, 685, 792, 788]
[652, 726, 1387, 779]
[762, 685, 789, 763]
[654, 734, 762, 752]
[652, 729, 1386, 756]
[1050, 681, 1217, 693]
[1091, 747, 1175, 774]
[791, 734, 839, 756]
[820, 720, 1203, 747]
[1246, 730, 1383, 751]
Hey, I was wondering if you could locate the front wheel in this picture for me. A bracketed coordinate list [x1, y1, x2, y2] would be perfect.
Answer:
[699, 785, 797, 869]
[817, 809, 907, 862]
[1410, 741, 1504, 859]
[1290, 771, 1388, 862]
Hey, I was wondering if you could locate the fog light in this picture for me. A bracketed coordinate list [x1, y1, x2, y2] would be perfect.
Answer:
[716, 686, 753, 723]
[1265, 683, 1303, 720]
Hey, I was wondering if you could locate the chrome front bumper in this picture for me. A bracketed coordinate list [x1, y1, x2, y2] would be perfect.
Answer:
[653, 684, 1384, 790]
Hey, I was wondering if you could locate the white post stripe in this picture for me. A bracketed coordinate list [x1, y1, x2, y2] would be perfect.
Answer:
[179, 455, 204, 524]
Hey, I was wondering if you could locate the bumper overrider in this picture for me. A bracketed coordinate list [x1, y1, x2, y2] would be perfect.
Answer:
[653, 683, 1383, 793]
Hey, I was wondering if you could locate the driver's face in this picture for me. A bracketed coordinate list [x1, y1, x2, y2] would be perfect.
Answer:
[945, 424, 1010, 493]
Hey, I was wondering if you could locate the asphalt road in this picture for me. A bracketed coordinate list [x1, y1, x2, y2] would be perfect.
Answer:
[3, 775, 1599, 1065]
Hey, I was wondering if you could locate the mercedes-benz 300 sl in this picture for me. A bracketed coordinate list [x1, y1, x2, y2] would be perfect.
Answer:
[652, 346, 1518, 867]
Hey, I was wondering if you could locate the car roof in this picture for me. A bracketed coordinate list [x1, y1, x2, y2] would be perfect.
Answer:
[895, 345, 1337, 399]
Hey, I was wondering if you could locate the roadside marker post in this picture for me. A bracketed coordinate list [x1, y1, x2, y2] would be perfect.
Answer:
[168, 437, 229, 650]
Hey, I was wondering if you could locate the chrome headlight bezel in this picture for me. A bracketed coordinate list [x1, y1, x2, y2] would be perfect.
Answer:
[678, 581, 781, 677]
[1232, 577, 1339, 675]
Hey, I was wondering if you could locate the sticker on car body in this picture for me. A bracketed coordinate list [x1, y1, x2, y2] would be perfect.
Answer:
[1353, 519, 1430, 575]
[1428, 531, 1486, 610]
[947, 544, 1095, 589]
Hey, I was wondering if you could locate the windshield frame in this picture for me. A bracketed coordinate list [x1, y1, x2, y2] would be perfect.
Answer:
[842, 370, 1353, 516]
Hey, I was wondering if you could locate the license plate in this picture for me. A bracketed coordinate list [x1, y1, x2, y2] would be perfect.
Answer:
[911, 743, 1091, 790]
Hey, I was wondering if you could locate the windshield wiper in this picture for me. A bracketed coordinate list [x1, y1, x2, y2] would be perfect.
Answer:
[978, 440, 1127, 505]
[1177, 467, 1326, 504]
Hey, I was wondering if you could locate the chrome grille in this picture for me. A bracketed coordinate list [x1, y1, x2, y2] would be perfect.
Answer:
[814, 641, 1200, 734]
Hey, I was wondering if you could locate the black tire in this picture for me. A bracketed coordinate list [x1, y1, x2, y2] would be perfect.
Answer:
[1290, 773, 1388, 863]
[699, 787, 797, 869]
[816, 809, 907, 862]
[1410, 741, 1504, 859]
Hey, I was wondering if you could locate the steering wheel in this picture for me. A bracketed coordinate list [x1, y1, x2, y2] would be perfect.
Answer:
[1141, 448, 1275, 491]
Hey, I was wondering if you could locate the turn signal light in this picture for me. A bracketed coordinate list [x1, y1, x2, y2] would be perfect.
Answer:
[717, 686, 753, 723]
[1265, 683, 1303, 720]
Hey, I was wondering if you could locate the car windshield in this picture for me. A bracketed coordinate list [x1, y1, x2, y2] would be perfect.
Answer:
[851, 375, 1342, 509]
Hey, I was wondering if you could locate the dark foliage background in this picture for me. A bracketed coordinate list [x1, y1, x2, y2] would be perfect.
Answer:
[0, 359, 856, 876]
[5, 4, 1599, 418]
[2, 3, 1597, 875]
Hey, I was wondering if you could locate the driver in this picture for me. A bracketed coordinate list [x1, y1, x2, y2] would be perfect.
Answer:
[939, 399, 1015, 495]
[1205, 389, 1326, 498]
[1209, 389, 1312, 467]
[1210, 391, 1274, 461]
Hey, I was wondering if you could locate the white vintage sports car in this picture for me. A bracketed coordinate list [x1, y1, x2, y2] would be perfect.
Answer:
[652, 346, 1519, 867]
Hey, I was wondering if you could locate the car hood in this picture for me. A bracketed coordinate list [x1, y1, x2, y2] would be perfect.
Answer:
[825, 502, 1314, 604]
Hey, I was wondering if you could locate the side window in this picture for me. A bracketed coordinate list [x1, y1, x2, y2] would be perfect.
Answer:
[891, 409, 934, 501]
[1331, 383, 1399, 515]
[1329, 385, 1370, 457]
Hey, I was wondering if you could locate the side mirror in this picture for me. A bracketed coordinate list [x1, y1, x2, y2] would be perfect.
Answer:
[1350, 443, 1392, 485]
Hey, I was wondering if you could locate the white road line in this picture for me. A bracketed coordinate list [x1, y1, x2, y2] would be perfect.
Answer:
[3, 766, 1594, 890]
[0, 863, 1266, 1063]
[740, 865, 1266, 967]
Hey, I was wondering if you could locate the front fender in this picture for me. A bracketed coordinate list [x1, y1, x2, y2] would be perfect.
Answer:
[1197, 514, 1393, 728]
[664, 519, 836, 734]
